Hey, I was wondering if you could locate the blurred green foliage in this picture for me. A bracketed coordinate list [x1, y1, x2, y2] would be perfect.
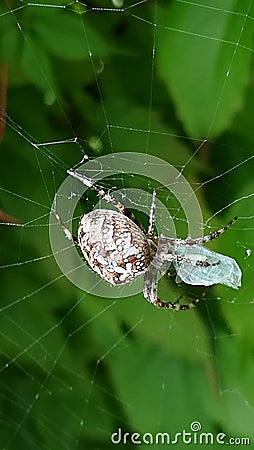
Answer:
[0, 1, 254, 449]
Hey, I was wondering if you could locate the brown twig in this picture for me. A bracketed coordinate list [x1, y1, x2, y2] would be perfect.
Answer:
[0, 209, 20, 224]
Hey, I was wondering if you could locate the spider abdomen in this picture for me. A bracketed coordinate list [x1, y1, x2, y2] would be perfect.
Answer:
[78, 209, 151, 285]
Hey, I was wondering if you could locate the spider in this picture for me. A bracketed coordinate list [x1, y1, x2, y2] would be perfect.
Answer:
[54, 169, 242, 311]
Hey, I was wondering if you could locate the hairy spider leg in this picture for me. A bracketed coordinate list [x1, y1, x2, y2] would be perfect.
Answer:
[147, 189, 156, 237]
[156, 238, 220, 268]
[53, 209, 79, 246]
[163, 253, 220, 268]
[67, 169, 146, 232]
[166, 216, 237, 246]
[143, 265, 206, 310]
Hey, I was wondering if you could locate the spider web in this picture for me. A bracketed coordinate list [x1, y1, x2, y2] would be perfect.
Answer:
[0, 0, 254, 448]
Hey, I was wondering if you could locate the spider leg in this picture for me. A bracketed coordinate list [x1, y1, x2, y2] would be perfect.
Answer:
[53, 210, 79, 246]
[187, 216, 237, 245]
[147, 189, 156, 237]
[166, 216, 237, 246]
[143, 266, 205, 311]
[167, 266, 177, 277]
[161, 253, 220, 268]
[67, 169, 145, 232]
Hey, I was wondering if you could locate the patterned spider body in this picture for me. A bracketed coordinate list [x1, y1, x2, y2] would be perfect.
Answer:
[78, 209, 153, 285]
[54, 169, 242, 311]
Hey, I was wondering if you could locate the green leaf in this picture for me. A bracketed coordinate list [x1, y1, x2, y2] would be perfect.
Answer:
[156, 1, 253, 138]
[218, 177, 254, 345]
[110, 338, 214, 434]
[22, 36, 56, 94]
[214, 337, 254, 440]
[35, 14, 112, 60]
[1, 28, 20, 64]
